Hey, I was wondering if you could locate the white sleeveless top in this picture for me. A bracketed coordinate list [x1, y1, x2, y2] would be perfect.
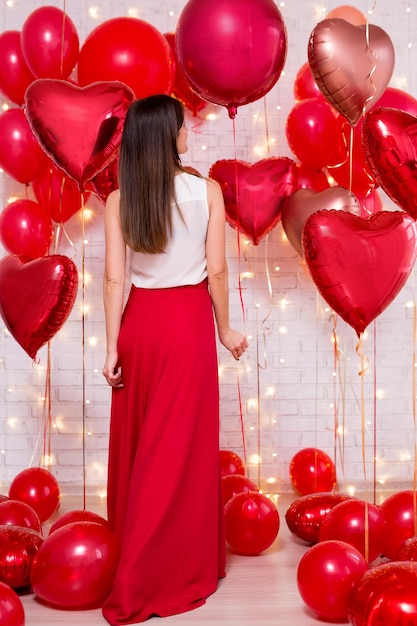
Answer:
[129, 172, 209, 288]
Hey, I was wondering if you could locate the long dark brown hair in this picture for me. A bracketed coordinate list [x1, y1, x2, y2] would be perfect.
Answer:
[118, 94, 189, 253]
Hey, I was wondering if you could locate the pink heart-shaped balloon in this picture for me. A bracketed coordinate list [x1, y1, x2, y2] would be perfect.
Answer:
[209, 158, 297, 245]
[281, 186, 360, 257]
[0, 254, 78, 359]
[308, 19, 394, 126]
[302, 211, 417, 336]
[362, 107, 417, 219]
[24, 79, 135, 191]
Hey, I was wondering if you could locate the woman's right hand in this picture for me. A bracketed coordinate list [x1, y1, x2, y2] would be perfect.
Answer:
[103, 352, 124, 387]
[219, 329, 249, 361]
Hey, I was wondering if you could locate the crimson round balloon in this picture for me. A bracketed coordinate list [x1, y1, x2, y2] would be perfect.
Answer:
[297, 540, 368, 620]
[0, 500, 41, 534]
[21, 6, 79, 79]
[78, 17, 174, 99]
[0, 108, 49, 184]
[164, 33, 208, 117]
[176, 0, 287, 119]
[32, 163, 86, 223]
[285, 492, 352, 544]
[31, 521, 120, 609]
[49, 510, 109, 535]
[308, 19, 394, 126]
[0, 581, 25, 626]
[373, 86, 417, 117]
[281, 186, 360, 258]
[0, 525, 43, 588]
[209, 157, 297, 245]
[0, 254, 78, 360]
[347, 561, 417, 625]
[220, 450, 246, 477]
[8, 468, 60, 523]
[286, 97, 346, 169]
[302, 210, 417, 337]
[293, 62, 322, 101]
[295, 163, 330, 193]
[396, 535, 417, 561]
[289, 448, 336, 496]
[379, 490, 417, 560]
[0, 31, 35, 105]
[319, 499, 387, 563]
[0, 199, 53, 259]
[224, 491, 279, 555]
[25, 79, 135, 192]
[221, 474, 258, 507]
[363, 107, 417, 219]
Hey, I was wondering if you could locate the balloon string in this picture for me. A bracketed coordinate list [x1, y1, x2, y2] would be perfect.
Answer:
[60, 1, 67, 77]
[331, 313, 340, 485]
[263, 96, 270, 157]
[80, 193, 87, 509]
[356, 333, 370, 560]
[255, 304, 261, 489]
[372, 323, 377, 504]
[236, 371, 247, 469]
[258, 236, 272, 370]
[412, 270, 417, 533]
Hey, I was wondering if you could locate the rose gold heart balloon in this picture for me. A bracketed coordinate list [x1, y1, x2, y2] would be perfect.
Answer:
[209, 157, 297, 245]
[25, 79, 135, 191]
[0, 254, 78, 359]
[362, 107, 417, 219]
[308, 19, 394, 126]
[281, 186, 360, 257]
[302, 211, 417, 336]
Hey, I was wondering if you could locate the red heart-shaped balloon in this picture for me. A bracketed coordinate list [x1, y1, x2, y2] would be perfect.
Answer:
[281, 186, 360, 257]
[285, 492, 353, 544]
[308, 19, 394, 126]
[0, 254, 78, 359]
[362, 107, 417, 219]
[24, 79, 135, 191]
[209, 158, 297, 245]
[302, 210, 417, 335]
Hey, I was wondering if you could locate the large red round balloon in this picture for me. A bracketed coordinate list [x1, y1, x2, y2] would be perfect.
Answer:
[302, 210, 417, 336]
[0, 199, 53, 259]
[0, 525, 43, 588]
[0, 581, 25, 626]
[293, 62, 322, 101]
[347, 561, 417, 625]
[0, 255, 79, 360]
[289, 448, 336, 495]
[285, 492, 352, 544]
[221, 474, 258, 507]
[8, 468, 60, 523]
[297, 540, 368, 620]
[31, 521, 120, 609]
[0, 500, 41, 534]
[319, 499, 387, 562]
[396, 535, 417, 561]
[49, 510, 109, 535]
[78, 17, 174, 99]
[224, 491, 279, 555]
[220, 450, 246, 477]
[21, 6, 79, 79]
[0, 108, 49, 184]
[176, 0, 287, 118]
[0, 31, 35, 105]
[379, 490, 417, 560]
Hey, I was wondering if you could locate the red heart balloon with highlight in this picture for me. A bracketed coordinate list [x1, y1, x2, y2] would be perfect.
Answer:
[362, 107, 417, 219]
[24, 79, 135, 191]
[209, 158, 297, 245]
[281, 186, 360, 257]
[302, 210, 417, 336]
[0, 254, 78, 359]
[308, 19, 394, 126]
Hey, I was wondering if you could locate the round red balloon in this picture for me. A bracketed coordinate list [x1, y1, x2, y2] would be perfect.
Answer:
[49, 510, 109, 535]
[297, 540, 368, 620]
[21, 6, 79, 79]
[0, 525, 43, 588]
[0, 31, 35, 105]
[396, 535, 417, 561]
[379, 490, 417, 560]
[347, 561, 417, 625]
[78, 17, 174, 99]
[31, 521, 120, 609]
[220, 450, 246, 477]
[0, 500, 41, 534]
[0, 199, 53, 259]
[294, 62, 322, 101]
[0, 581, 25, 626]
[285, 492, 352, 544]
[176, 0, 287, 118]
[289, 448, 336, 495]
[224, 491, 279, 555]
[319, 499, 387, 562]
[221, 474, 258, 507]
[8, 468, 60, 523]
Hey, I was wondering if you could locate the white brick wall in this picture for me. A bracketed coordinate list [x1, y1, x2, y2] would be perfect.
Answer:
[0, 0, 416, 497]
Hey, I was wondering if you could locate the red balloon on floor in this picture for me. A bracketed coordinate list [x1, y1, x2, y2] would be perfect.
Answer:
[0, 500, 41, 533]
[285, 492, 352, 544]
[0, 581, 25, 626]
[8, 468, 60, 523]
[0, 525, 43, 588]
[379, 490, 417, 560]
[224, 491, 280, 555]
[289, 448, 336, 495]
[220, 450, 246, 477]
[221, 474, 258, 506]
[49, 509, 109, 535]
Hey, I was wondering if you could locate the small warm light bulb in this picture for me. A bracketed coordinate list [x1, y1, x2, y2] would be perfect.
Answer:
[88, 5, 100, 19]
[278, 326, 287, 334]
[89, 336, 98, 347]
[249, 453, 261, 465]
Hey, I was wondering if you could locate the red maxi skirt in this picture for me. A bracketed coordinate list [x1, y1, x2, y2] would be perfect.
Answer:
[102, 279, 226, 625]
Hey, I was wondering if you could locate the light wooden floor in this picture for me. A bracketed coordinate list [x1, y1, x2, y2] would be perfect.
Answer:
[20, 493, 338, 625]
